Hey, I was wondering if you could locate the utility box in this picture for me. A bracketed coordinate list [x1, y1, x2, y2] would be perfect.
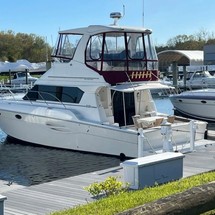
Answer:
[120, 152, 184, 190]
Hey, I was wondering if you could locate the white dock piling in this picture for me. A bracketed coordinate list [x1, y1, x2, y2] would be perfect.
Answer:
[190, 120, 196, 151]
[138, 128, 144, 157]
[0, 195, 7, 215]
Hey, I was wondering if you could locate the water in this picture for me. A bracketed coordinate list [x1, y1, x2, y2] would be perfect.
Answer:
[0, 139, 121, 186]
[154, 95, 174, 115]
[0, 97, 172, 186]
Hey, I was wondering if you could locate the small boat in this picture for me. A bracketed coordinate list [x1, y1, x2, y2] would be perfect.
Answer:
[0, 72, 38, 93]
[0, 14, 208, 158]
[178, 70, 215, 89]
[9, 72, 38, 86]
[170, 88, 215, 122]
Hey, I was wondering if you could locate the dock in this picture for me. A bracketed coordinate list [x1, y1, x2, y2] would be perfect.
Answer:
[1, 128, 215, 215]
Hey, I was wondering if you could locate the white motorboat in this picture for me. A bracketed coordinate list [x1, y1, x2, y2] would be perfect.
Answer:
[0, 16, 208, 158]
[1, 72, 37, 93]
[178, 70, 215, 89]
[9, 72, 38, 86]
[170, 88, 215, 122]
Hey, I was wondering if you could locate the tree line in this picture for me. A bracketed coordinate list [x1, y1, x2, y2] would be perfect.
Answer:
[0, 30, 52, 62]
[156, 29, 215, 53]
[0, 29, 215, 63]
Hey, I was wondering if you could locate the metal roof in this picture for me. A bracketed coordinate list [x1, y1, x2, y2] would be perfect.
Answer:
[158, 50, 203, 66]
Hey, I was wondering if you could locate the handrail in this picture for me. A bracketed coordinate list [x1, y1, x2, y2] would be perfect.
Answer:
[23, 91, 68, 109]
[2, 89, 98, 112]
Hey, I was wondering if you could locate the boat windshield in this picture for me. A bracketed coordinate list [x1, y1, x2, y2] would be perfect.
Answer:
[51, 34, 82, 62]
[193, 71, 213, 78]
[86, 32, 158, 72]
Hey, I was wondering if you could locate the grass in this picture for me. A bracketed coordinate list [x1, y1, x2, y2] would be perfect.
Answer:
[50, 171, 215, 215]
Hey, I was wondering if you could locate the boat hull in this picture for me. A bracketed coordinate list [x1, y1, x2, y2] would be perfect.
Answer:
[0, 101, 207, 158]
[170, 90, 215, 122]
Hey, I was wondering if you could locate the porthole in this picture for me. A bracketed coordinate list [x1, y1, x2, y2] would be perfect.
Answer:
[178, 99, 182, 102]
[201, 101, 207, 104]
[15, 114, 22, 119]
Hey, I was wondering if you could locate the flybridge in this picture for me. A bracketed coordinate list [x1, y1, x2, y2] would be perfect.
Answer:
[52, 24, 159, 85]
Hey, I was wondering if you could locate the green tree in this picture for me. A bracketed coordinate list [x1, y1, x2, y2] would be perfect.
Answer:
[156, 29, 215, 52]
[0, 30, 52, 62]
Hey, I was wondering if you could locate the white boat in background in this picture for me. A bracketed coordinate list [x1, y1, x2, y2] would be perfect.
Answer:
[170, 88, 215, 122]
[178, 70, 215, 89]
[10, 72, 38, 85]
[0, 72, 37, 94]
[0, 14, 208, 159]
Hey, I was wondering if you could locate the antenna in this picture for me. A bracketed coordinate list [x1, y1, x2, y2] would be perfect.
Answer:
[142, 0, 144, 27]
[110, 12, 122, 25]
[110, 5, 125, 25]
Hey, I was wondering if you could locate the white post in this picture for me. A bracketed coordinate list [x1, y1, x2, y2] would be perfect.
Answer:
[138, 128, 144, 157]
[190, 120, 196, 151]
[0, 195, 7, 215]
[161, 120, 173, 152]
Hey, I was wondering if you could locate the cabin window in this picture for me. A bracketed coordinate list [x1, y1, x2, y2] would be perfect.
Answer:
[51, 34, 82, 62]
[23, 85, 84, 104]
[127, 33, 145, 59]
[39, 86, 60, 101]
[102, 32, 127, 71]
[86, 34, 103, 60]
[86, 32, 158, 72]
[62, 87, 83, 103]
[127, 33, 146, 71]
[144, 34, 158, 70]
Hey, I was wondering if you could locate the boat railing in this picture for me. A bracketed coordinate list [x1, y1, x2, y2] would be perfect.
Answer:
[0, 88, 17, 100]
[0, 82, 31, 93]
[3, 89, 96, 112]
[23, 91, 68, 109]
[153, 87, 181, 97]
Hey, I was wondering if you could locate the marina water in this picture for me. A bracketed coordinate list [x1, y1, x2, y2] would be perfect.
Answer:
[0, 96, 173, 186]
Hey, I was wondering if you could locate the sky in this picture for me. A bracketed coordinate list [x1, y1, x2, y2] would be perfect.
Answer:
[1, 0, 215, 46]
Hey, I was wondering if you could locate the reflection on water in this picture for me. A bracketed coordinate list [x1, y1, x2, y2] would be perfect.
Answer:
[0, 134, 120, 186]
[0, 97, 172, 186]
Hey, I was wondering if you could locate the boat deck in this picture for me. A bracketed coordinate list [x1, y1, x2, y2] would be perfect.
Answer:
[1, 128, 215, 215]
